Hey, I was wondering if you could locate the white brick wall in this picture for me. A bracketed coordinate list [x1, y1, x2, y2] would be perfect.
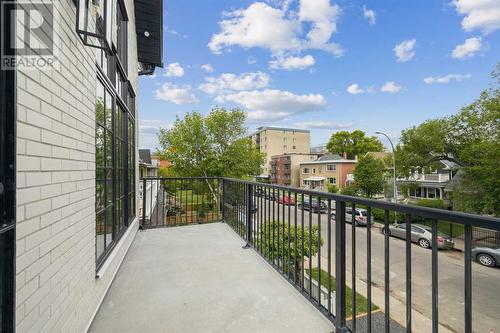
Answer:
[16, 0, 140, 332]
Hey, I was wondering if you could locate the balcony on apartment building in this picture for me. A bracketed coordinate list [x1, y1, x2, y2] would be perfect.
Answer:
[90, 177, 500, 333]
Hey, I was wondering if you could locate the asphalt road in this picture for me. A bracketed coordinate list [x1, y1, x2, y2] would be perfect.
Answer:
[252, 198, 500, 333]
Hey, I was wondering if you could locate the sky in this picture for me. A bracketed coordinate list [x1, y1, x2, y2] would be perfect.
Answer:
[138, 0, 500, 150]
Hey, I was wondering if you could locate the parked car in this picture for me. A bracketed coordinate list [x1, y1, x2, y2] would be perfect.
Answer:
[264, 191, 277, 201]
[278, 195, 296, 206]
[254, 188, 264, 197]
[382, 223, 454, 249]
[472, 246, 500, 267]
[330, 208, 373, 226]
[298, 200, 327, 213]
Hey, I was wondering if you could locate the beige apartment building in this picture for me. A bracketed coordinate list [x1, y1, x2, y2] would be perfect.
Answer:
[250, 127, 311, 177]
[270, 153, 319, 187]
[299, 154, 357, 191]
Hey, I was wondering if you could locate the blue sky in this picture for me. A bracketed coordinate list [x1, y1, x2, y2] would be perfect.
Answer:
[138, 0, 500, 150]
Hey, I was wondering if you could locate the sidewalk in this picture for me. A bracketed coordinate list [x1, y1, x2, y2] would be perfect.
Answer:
[306, 255, 455, 333]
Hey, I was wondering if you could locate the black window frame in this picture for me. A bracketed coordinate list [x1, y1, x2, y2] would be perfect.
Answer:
[94, 0, 135, 270]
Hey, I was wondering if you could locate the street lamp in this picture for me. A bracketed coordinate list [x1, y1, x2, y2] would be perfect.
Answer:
[375, 132, 398, 223]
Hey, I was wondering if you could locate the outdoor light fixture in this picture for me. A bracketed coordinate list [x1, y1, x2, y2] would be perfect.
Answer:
[76, 0, 113, 51]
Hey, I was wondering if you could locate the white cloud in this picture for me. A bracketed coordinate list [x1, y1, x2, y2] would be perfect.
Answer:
[380, 81, 402, 93]
[199, 71, 270, 94]
[363, 5, 376, 25]
[139, 119, 171, 136]
[346, 83, 372, 95]
[269, 54, 315, 70]
[165, 28, 188, 38]
[294, 120, 355, 129]
[208, 1, 343, 56]
[155, 83, 198, 104]
[424, 73, 472, 84]
[139, 120, 171, 150]
[452, 0, 500, 34]
[451, 37, 483, 59]
[247, 56, 257, 64]
[298, 0, 343, 54]
[164, 62, 185, 77]
[215, 89, 326, 121]
[394, 39, 416, 62]
[201, 64, 214, 73]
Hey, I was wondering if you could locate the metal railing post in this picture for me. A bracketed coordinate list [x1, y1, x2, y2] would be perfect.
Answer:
[243, 183, 253, 248]
[335, 199, 347, 331]
[141, 178, 146, 230]
[221, 178, 226, 223]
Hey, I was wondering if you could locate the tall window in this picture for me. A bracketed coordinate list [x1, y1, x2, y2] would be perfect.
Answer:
[116, 3, 128, 73]
[95, 81, 114, 260]
[127, 116, 135, 221]
[95, 0, 134, 268]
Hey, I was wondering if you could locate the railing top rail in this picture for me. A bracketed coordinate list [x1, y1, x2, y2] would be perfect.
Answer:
[141, 176, 500, 229]
[141, 176, 221, 180]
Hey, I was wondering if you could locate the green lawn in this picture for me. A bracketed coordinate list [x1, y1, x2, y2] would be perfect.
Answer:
[307, 268, 379, 318]
[173, 189, 214, 204]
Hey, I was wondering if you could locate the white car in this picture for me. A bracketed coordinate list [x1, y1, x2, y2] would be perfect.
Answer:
[331, 208, 374, 226]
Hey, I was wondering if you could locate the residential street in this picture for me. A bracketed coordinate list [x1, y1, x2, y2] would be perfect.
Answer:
[254, 199, 500, 333]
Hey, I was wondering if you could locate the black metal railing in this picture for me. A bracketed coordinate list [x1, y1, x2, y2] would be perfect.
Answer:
[141, 177, 500, 333]
[140, 177, 221, 228]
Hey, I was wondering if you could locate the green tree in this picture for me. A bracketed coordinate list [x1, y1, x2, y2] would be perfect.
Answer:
[157, 107, 264, 178]
[341, 183, 358, 196]
[395, 67, 499, 214]
[353, 154, 386, 198]
[260, 221, 322, 277]
[327, 184, 339, 193]
[326, 130, 383, 159]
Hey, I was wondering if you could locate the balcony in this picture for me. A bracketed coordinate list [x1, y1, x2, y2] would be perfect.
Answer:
[93, 177, 500, 333]
[89, 223, 332, 333]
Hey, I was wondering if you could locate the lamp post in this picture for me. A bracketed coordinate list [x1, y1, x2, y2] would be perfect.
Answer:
[375, 131, 398, 223]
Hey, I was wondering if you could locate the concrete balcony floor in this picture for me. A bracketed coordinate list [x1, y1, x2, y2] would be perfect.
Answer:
[89, 223, 333, 333]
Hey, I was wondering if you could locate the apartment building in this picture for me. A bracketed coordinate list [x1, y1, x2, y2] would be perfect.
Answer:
[250, 127, 310, 177]
[0, 0, 163, 331]
[299, 154, 357, 191]
[269, 153, 319, 187]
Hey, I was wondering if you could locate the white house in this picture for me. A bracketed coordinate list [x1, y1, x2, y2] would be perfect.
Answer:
[398, 160, 458, 200]
[0, 0, 163, 331]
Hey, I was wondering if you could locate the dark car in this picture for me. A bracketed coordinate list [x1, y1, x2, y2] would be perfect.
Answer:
[472, 246, 500, 267]
[254, 188, 264, 197]
[298, 200, 327, 213]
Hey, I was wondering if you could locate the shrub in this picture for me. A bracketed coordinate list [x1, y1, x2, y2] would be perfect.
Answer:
[327, 184, 339, 193]
[414, 198, 447, 210]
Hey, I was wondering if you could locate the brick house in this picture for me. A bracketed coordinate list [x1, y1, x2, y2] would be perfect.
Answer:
[0, 0, 162, 331]
[269, 153, 319, 187]
[299, 154, 357, 191]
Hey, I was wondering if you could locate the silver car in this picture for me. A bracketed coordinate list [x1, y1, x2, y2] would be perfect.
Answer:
[472, 246, 500, 267]
[330, 208, 374, 226]
[383, 223, 454, 249]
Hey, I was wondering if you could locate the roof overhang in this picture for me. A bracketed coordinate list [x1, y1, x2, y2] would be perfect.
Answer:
[304, 177, 325, 181]
[135, 0, 164, 75]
